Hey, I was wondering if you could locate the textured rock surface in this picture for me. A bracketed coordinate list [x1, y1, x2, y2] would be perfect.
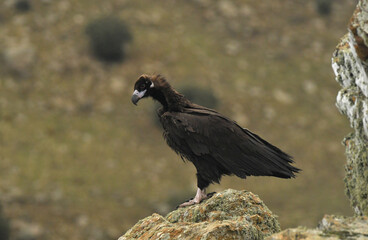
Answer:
[267, 215, 368, 240]
[332, 0, 368, 216]
[118, 189, 280, 240]
[267, 1, 368, 239]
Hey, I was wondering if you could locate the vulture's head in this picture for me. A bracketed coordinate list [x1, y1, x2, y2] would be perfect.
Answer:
[132, 74, 181, 108]
[131, 74, 155, 105]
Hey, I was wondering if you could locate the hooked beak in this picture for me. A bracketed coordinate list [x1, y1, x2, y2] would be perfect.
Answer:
[131, 90, 146, 105]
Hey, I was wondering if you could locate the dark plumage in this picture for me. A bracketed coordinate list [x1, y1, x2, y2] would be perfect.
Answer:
[132, 74, 300, 207]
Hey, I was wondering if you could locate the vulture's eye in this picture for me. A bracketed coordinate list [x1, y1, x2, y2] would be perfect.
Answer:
[139, 84, 146, 91]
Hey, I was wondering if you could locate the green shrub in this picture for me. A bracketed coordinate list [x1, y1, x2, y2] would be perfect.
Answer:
[0, 204, 10, 240]
[14, 0, 31, 12]
[315, 0, 332, 16]
[86, 16, 132, 62]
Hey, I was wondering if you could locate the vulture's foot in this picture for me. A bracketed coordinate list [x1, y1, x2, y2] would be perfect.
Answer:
[178, 188, 215, 208]
[178, 199, 200, 207]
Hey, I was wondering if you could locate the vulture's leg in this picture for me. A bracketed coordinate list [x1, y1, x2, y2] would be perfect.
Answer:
[178, 188, 207, 207]
[178, 173, 211, 208]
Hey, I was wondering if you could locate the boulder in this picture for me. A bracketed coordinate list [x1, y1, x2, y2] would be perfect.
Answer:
[332, 0, 368, 216]
[118, 189, 280, 240]
[267, 215, 368, 240]
[267, 1, 368, 238]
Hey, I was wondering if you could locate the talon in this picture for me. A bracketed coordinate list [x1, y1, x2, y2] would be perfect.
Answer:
[178, 199, 198, 208]
[177, 188, 208, 208]
[207, 192, 216, 198]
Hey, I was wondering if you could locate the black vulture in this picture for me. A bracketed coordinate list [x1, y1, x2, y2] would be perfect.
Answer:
[132, 74, 300, 207]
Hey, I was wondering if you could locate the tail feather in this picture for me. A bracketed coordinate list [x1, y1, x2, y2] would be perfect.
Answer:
[242, 128, 301, 178]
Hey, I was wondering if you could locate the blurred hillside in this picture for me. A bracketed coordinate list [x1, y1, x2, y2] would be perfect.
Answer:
[0, 0, 357, 239]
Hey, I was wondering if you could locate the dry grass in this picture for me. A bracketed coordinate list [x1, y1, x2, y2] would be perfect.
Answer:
[0, 0, 357, 239]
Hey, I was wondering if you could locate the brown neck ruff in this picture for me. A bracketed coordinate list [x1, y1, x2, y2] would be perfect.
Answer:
[149, 75, 191, 111]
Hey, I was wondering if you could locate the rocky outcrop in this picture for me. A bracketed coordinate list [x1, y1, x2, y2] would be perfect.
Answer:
[268, 1, 368, 238]
[118, 189, 280, 240]
[332, 0, 368, 216]
[267, 215, 368, 240]
[266, 1, 368, 238]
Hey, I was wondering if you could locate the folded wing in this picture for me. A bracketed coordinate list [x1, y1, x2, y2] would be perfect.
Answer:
[160, 106, 299, 179]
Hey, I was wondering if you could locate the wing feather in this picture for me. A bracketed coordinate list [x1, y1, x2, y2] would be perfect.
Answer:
[160, 106, 299, 179]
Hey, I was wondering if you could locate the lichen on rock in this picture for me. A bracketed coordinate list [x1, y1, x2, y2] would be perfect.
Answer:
[332, 0, 368, 216]
[267, 215, 368, 240]
[266, 215, 368, 240]
[118, 189, 280, 240]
